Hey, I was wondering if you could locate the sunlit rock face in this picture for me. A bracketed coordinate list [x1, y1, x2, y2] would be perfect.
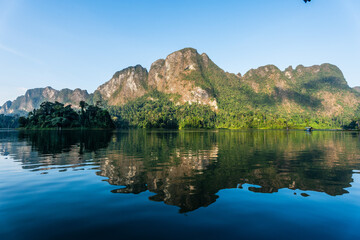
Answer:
[148, 48, 218, 110]
[95, 65, 149, 106]
[0, 101, 12, 114]
[94, 48, 219, 110]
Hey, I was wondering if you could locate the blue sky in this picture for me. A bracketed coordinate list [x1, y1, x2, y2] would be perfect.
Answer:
[0, 0, 360, 104]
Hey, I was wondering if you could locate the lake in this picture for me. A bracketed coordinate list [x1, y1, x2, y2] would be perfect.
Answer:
[0, 129, 359, 240]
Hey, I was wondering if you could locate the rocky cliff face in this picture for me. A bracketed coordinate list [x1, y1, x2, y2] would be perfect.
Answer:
[95, 65, 148, 105]
[148, 48, 218, 109]
[0, 87, 89, 115]
[0, 101, 12, 114]
[354, 86, 360, 93]
[95, 48, 218, 109]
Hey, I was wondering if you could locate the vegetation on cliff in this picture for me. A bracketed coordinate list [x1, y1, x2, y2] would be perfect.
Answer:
[108, 91, 216, 129]
[106, 91, 359, 130]
[19, 101, 115, 129]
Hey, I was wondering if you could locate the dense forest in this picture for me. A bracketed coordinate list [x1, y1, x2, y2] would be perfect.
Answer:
[18, 101, 115, 129]
[1, 96, 358, 130]
[107, 91, 360, 130]
[108, 91, 216, 129]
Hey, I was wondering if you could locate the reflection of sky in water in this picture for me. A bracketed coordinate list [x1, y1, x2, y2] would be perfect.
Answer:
[0, 130, 360, 239]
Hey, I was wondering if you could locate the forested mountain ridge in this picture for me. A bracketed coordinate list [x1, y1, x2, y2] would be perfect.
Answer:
[1, 47, 359, 129]
[239, 63, 360, 117]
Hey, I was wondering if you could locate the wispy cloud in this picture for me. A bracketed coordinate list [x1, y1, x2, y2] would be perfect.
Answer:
[0, 0, 43, 65]
[0, 42, 44, 65]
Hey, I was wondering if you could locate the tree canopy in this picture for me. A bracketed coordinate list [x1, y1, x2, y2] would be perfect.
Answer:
[105, 91, 360, 130]
[19, 101, 115, 129]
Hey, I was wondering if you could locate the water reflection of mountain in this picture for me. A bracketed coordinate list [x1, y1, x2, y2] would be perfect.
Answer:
[1, 130, 360, 213]
[96, 131, 360, 212]
[98, 131, 220, 213]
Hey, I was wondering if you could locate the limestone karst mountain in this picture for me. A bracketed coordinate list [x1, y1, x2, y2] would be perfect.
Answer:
[147, 48, 218, 109]
[239, 63, 360, 117]
[1, 48, 359, 122]
[91, 47, 360, 119]
[94, 48, 219, 109]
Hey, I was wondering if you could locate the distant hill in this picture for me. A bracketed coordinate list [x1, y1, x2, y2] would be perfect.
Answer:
[2, 48, 359, 129]
[0, 87, 90, 115]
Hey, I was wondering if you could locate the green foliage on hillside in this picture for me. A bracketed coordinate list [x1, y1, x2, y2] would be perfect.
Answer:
[19, 101, 115, 129]
[217, 110, 357, 130]
[106, 91, 359, 130]
[108, 91, 216, 129]
[182, 60, 360, 130]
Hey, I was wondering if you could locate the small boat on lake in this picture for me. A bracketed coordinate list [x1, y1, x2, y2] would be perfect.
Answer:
[305, 127, 313, 132]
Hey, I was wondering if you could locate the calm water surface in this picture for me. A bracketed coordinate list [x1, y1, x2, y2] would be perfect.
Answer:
[0, 130, 359, 240]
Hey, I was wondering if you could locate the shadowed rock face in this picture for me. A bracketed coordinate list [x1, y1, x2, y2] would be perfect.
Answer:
[0, 87, 89, 115]
[354, 86, 360, 93]
[240, 63, 359, 116]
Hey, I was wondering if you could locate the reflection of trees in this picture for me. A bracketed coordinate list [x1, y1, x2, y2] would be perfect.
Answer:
[18, 130, 113, 155]
[0, 130, 19, 156]
[2, 130, 114, 170]
[2, 129, 360, 213]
